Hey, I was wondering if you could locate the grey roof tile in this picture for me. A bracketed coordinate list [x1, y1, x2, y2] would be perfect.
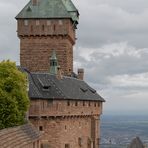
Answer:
[28, 72, 105, 101]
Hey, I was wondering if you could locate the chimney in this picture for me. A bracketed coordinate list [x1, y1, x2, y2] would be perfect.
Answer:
[78, 68, 84, 80]
[32, 0, 38, 5]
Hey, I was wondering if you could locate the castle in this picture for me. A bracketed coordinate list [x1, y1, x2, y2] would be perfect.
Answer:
[15, 0, 105, 147]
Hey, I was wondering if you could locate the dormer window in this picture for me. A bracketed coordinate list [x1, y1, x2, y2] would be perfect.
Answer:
[89, 88, 96, 93]
[80, 87, 88, 92]
[42, 85, 51, 91]
[43, 86, 50, 90]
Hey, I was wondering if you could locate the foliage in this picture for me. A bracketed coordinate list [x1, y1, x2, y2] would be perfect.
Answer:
[0, 60, 29, 129]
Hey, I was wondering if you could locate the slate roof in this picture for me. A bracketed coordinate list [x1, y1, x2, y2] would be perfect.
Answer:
[128, 137, 144, 148]
[16, 0, 79, 23]
[28, 72, 105, 101]
[0, 124, 41, 148]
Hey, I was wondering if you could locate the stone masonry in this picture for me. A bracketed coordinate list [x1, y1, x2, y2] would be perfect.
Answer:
[16, 0, 104, 148]
[17, 19, 75, 76]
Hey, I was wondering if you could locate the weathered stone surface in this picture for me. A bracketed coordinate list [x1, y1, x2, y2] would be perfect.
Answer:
[17, 19, 75, 76]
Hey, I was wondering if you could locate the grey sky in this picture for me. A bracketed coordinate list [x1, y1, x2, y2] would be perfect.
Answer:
[0, 0, 148, 115]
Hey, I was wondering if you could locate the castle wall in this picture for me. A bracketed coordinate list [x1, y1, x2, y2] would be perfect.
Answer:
[29, 99, 102, 148]
[30, 116, 100, 148]
[29, 99, 102, 117]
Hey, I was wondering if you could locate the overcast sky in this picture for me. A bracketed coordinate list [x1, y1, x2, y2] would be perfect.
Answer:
[0, 0, 148, 115]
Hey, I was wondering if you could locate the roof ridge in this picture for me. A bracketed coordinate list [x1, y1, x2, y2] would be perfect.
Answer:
[16, 0, 73, 19]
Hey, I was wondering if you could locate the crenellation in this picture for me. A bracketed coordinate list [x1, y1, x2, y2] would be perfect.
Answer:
[29, 100, 102, 117]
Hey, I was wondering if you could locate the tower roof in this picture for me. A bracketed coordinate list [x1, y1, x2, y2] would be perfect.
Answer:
[16, 0, 79, 23]
[128, 137, 144, 148]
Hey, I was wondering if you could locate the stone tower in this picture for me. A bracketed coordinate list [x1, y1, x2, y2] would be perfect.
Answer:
[16, 0, 79, 76]
[16, 1, 105, 148]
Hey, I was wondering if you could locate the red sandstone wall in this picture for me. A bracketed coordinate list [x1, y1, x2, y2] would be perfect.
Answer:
[30, 116, 100, 148]
[29, 100, 102, 148]
[17, 19, 75, 75]
[29, 100, 102, 117]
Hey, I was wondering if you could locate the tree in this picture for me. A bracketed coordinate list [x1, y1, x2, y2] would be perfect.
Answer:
[0, 60, 29, 129]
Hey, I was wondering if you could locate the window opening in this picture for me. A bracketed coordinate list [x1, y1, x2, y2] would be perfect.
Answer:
[39, 126, 43, 131]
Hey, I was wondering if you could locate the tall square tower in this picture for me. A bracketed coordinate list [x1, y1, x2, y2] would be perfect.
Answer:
[16, 0, 79, 75]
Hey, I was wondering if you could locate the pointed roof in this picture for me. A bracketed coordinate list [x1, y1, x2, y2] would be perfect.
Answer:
[128, 137, 144, 148]
[49, 50, 59, 75]
[16, 0, 79, 23]
[50, 50, 57, 60]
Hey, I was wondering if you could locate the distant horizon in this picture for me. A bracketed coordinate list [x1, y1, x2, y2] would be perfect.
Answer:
[102, 111, 148, 116]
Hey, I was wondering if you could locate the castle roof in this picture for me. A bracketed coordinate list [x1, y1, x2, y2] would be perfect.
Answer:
[0, 124, 41, 148]
[27, 72, 105, 101]
[16, 0, 79, 23]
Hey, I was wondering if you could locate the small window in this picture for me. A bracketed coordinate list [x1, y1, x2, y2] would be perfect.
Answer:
[47, 20, 51, 26]
[83, 101, 85, 106]
[24, 20, 28, 26]
[78, 137, 82, 146]
[65, 125, 67, 130]
[98, 102, 100, 107]
[94, 102, 96, 107]
[88, 101, 91, 106]
[36, 20, 40, 26]
[59, 20, 63, 25]
[65, 144, 70, 148]
[75, 101, 78, 106]
[67, 101, 70, 106]
[39, 126, 43, 131]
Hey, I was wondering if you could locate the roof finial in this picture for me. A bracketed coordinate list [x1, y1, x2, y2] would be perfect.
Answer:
[49, 50, 58, 75]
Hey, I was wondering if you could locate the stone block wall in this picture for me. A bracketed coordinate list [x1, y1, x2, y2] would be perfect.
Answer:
[29, 99, 102, 117]
[29, 99, 102, 148]
[17, 19, 75, 75]
[30, 116, 100, 148]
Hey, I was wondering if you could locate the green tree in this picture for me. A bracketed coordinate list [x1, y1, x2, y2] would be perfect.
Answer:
[0, 60, 29, 129]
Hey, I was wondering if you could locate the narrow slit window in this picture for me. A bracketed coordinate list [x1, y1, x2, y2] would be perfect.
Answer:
[67, 101, 70, 106]
[39, 126, 43, 131]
